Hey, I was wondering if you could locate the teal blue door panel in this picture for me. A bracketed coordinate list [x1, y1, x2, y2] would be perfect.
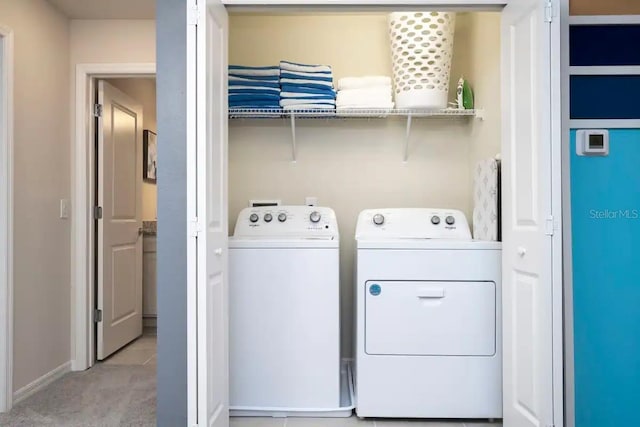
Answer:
[571, 130, 640, 427]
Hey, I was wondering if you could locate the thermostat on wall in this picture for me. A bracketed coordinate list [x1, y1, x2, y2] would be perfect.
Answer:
[577, 129, 609, 156]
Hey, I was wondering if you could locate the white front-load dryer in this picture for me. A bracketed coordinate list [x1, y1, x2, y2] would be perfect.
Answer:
[355, 208, 502, 419]
[229, 206, 342, 415]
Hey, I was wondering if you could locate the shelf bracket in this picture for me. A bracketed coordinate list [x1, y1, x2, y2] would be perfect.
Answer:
[475, 108, 486, 121]
[290, 113, 297, 162]
[403, 114, 413, 162]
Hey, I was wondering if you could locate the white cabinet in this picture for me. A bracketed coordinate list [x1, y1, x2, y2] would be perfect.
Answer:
[143, 235, 157, 319]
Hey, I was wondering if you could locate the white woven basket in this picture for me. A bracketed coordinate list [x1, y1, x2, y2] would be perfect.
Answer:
[389, 12, 456, 109]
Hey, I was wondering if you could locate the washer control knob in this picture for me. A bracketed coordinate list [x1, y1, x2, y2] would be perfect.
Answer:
[264, 213, 273, 223]
[249, 213, 259, 223]
[310, 211, 321, 223]
[431, 215, 441, 225]
[373, 214, 385, 226]
[445, 215, 455, 225]
[278, 213, 287, 222]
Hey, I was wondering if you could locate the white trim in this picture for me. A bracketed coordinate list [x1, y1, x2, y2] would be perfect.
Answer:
[12, 361, 71, 405]
[569, 15, 640, 25]
[0, 25, 14, 414]
[551, 1, 565, 426]
[186, 1, 198, 424]
[569, 119, 640, 129]
[71, 63, 155, 372]
[570, 66, 640, 75]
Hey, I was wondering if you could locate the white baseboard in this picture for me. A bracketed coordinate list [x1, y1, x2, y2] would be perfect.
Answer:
[13, 361, 71, 404]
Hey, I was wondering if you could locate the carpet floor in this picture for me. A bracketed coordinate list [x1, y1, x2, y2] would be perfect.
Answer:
[0, 364, 156, 426]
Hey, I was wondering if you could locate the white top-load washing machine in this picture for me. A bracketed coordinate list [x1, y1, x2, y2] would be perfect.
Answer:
[229, 206, 345, 416]
[355, 208, 502, 419]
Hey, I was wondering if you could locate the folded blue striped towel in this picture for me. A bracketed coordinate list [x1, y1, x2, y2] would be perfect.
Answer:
[280, 99, 336, 107]
[229, 100, 281, 108]
[281, 78, 333, 88]
[229, 85, 281, 93]
[280, 86, 336, 96]
[281, 92, 336, 100]
[280, 72, 333, 82]
[230, 75, 279, 84]
[283, 104, 335, 111]
[229, 79, 280, 89]
[229, 73, 280, 81]
[230, 94, 281, 103]
[229, 65, 280, 77]
[229, 89, 280, 99]
[281, 60, 332, 74]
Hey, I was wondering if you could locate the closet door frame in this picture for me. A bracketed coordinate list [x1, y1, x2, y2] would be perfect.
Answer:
[187, 2, 566, 427]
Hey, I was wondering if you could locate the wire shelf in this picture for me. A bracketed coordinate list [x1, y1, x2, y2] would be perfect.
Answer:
[228, 108, 480, 119]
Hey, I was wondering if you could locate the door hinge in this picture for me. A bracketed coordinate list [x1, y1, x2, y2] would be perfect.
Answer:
[545, 215, 555, 236]
[94, 309, 102, 323]
[544, 1, 554, 23]
[187, 4, 199, 26]
[94, 206, 103, 220]
[94, 103, 103, 118]
[189, 218, 203, 237]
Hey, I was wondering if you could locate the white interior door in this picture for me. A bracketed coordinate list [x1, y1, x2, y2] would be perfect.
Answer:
[501, 1, 556, 427]
[192, 1, 229, 426]
[97, 81, 144, 360]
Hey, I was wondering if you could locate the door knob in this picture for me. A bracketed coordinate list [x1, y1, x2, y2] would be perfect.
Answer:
[214, 248, 223, 256]
[517, 247, 527, 257]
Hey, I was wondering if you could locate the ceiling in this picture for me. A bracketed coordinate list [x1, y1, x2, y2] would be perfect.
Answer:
[47, 0, 155, 19]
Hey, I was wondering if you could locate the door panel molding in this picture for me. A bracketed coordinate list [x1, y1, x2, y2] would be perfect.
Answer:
[71, 63, 155, 371]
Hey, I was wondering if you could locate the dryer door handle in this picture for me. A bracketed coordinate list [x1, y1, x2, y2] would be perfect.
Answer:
[416, 288, 445, 299]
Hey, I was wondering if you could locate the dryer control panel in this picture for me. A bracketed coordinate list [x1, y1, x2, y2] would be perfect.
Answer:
[356, 208, 471, 240]
[233, 205, 339, 238]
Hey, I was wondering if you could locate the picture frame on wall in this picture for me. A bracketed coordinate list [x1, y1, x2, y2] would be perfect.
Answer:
[143, 130, 157, 183]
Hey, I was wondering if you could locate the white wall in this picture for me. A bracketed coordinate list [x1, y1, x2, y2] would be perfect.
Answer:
[107, 78, 157, 221]
[228, 12, 501, 357]
[0, 0, 71, 393]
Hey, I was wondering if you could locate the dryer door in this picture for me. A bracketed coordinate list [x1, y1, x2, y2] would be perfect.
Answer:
[365, 281, 496, 356]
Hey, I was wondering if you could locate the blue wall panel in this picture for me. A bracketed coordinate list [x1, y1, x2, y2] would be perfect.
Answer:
[571, 25, 640, 66]
[571, 130, 640, 427]
[571, 76, 640, 119]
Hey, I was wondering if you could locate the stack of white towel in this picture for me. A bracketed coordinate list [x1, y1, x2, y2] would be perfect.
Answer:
[336, 76, 395, 111]
[279, 61, 336, 111]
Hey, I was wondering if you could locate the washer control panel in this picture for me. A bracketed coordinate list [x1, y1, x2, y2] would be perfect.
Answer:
[356, 208, 471, 240]
[233, 206, 339, 238]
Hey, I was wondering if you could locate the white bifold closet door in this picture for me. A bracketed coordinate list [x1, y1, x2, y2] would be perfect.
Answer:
[501, 0, 558, 426]
[189, 0, 229, 426]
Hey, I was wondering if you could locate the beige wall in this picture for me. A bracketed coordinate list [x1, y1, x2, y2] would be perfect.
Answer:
[107, 78, 157, 220]
[228, 12, 501, 357]
[461, 13, 502, 169]
[570, 0, 640, 15]
[69, 20, 155, 65]
[0, 0, 71, 392]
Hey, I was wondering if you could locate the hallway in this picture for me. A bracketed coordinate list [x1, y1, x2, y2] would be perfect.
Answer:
[0, 331, 156, 426]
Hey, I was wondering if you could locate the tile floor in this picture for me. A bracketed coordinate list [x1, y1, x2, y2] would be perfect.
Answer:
[101, 328, 157, 367]
[230, 417, 501, 427]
